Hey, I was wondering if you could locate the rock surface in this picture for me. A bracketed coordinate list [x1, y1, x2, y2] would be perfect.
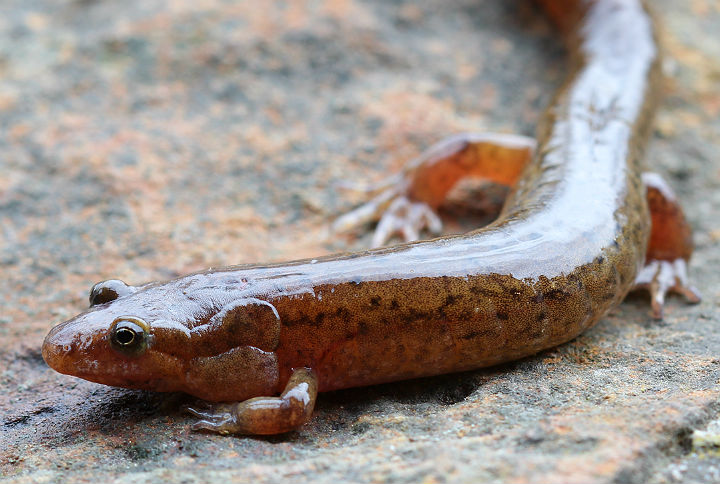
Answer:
[1, 0, 719, 482]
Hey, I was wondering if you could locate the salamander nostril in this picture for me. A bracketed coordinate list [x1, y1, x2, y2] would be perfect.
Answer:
[41, 326, 66, 371]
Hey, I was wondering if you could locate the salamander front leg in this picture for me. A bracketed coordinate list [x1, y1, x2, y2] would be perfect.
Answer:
[185, 368, 318, 435]
[634, 173, 701, 319]
[333, 132, 535, 247]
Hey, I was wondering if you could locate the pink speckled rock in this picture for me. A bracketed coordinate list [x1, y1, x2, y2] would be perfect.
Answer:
[1, 0, 718, 482]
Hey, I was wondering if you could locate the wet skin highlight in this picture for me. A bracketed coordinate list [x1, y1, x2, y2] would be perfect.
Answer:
[43, 0, 700, 435]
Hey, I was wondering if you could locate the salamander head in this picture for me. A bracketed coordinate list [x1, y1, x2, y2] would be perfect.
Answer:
[43, 280, 191, 392]
[43, 278, 282, 401]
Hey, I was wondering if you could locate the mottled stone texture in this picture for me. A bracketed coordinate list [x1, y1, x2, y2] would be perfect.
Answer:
[1, 0, 719, 482]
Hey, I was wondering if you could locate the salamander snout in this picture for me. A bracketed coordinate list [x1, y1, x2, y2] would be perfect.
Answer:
[41, 317, 88, 376]
[42, 308, 176, 391]
[42, 303, 152, 377]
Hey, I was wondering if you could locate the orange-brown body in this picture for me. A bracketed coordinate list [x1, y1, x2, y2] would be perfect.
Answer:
[42, 0, 699, 434]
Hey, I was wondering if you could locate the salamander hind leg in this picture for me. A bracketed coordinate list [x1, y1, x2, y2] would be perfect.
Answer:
[185, 368, 318, 435]
[333, 132, 536, 247]
[634, 173, 702, 319]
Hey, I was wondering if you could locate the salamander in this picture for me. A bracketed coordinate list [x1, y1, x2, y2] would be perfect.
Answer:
[42, 0, 700, 435]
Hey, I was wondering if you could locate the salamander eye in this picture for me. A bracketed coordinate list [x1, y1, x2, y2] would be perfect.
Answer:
[109, 317, 150, 356]
[90, 279, 136, 307]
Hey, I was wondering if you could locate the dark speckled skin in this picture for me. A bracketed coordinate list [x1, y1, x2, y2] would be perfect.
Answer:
[43, 0, 688, 422]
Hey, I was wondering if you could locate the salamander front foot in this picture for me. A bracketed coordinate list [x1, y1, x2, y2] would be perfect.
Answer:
[333, 132, 536, 247]
[634, 258, 701, 320]
[332, 173, 443, 247]
[184, 368, 318, 435]
[336, 194, 442, 248]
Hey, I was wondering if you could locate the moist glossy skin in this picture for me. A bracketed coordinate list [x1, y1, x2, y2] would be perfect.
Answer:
[43, 0, 698, 434]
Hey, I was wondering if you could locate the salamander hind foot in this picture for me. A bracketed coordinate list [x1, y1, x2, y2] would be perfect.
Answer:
[634, 173, 702, 319]
[634, 259, 701, 320]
